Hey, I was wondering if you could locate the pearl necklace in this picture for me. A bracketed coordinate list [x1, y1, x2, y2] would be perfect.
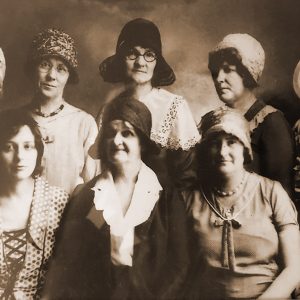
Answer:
[213, 172, 246, 197]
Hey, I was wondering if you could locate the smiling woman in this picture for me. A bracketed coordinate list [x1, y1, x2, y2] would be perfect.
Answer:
[183, 106, 300, 299]
[22, 28, 99, 194]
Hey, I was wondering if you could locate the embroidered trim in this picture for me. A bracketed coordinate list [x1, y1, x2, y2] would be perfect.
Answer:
[151, 96, 199, 150]
[248, 105, 277, 133]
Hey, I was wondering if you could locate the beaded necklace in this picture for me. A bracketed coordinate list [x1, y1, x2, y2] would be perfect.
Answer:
[213, 171, 247, 197]
[34, 104, 64, 118]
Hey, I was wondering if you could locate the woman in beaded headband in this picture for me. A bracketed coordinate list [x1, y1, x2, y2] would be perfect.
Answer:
[95, 18, 200, 189]
[22, 28, 99, 194]
[182, 106, 300, 299]
[208, 33, 295, 197]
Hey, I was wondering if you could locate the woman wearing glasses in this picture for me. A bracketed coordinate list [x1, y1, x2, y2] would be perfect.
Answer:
[96, 18, 200, 188]
[23, 28, 98, 194]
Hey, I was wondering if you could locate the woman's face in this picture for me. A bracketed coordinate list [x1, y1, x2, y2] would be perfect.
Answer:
[104, 120, 142, 165]
[0, 125, 38, 181]
[205, 132, 244, 175]
[124, 46, 157, 86]
[36, 57, 70, 100]
[212, 61, 246, 106]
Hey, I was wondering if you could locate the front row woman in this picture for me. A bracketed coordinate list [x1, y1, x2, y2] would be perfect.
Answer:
[44, 96, 189, 300]
[183, 107, 300, 299]
[0, 109, 68, 299]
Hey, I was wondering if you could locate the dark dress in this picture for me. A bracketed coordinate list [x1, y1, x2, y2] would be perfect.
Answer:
[244, 99, 295, 197]
[44, 176, 189, 300]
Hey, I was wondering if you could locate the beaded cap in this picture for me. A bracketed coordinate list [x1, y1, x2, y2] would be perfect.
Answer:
[27, 28, 78, 83]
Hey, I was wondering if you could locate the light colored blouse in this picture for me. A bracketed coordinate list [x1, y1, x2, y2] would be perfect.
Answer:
[0, 177, 68, 300]
[92, 163, 162, 266]
[184, 172, 298, 299]
[96, 88, 200, 151]
[27, 101, 99, 194]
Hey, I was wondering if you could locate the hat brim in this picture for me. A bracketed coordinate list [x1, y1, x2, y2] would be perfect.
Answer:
[293, 60, 300, 99]
[99, 53, 175, 86]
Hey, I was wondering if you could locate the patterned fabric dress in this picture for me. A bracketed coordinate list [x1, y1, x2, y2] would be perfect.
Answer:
[0, 177, 68, 300]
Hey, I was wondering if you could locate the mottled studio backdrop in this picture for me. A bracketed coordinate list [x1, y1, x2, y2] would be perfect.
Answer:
[1, 0, 300, 124]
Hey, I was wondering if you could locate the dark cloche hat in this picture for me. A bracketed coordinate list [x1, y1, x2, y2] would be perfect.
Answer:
[99, 18, 175, 87]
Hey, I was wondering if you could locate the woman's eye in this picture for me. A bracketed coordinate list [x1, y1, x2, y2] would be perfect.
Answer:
[126, 49, 138, 60]
[39, 61, 51, 69]
[2, 144, 14, 152]
[24, 143, 36, 150]
[226, 138, 238, 145]
[145, 51, 156, 60]
[122, 130, 133, 137]
[57, 65, 68, 73]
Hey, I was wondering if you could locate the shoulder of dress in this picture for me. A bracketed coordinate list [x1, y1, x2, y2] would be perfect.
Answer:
[249, 104, 279, 133]
[155, 88, 185, 104]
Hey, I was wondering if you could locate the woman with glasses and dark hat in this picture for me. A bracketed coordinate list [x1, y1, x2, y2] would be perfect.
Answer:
[208, 33, 295, 197]
[44, 95, 189, 300]
[0, 109, 68, 299]
[96, 18, 200, 189]
[183, 107, 300, 299]
[23, 28, 98, 194]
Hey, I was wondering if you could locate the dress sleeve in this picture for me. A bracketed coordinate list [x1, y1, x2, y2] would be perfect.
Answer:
[270, 180, 298, 231]
[80, 114, 100, 183]
[293, 120, 300, 205]
[260, 111, 296, 197]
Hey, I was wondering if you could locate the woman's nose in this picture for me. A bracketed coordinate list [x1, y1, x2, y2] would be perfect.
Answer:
[46, 66, 56, 79]
[14, 146, 25, 162]
[216, 69, 225, 83]
[134, 55, 146, 66]
[219, 141, 229, 156]
[113, 132, 123, 145]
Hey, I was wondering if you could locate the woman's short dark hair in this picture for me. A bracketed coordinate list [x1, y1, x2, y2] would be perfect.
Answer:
[0, 109, 44, 177]
[208, 48, 258, 90]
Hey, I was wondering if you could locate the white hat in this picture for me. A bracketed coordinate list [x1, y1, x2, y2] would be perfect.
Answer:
[211, 33, 265, 83]
[293, 60, 300, 98]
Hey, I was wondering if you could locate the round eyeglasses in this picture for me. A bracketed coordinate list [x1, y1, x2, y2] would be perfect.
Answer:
[125, 49, 157, 63]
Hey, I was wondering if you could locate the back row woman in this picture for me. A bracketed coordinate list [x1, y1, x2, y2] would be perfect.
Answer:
[95, 18, 200, 188]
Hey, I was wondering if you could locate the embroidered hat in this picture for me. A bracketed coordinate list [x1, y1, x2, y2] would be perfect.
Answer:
[209, 33, 265, 84]
[99, 18, 175, 86]
[26, 28, 79, 84]
[293, 60, 300, 99]
[199, 106, 253, 162]
[97, 95, 160, 160]
[0, 48, 6, 96]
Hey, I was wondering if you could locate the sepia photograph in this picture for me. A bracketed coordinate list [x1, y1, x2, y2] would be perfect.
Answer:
[0, 0, 300, 299]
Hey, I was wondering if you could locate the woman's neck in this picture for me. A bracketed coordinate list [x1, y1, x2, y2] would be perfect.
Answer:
[111, 160, 142, 185]
[228, 90, 257, 115]
[0, 177, 34, 202]
[33, 94, 64, 115]
[212, 169, 246, 192]
[126, 82, 153, 100]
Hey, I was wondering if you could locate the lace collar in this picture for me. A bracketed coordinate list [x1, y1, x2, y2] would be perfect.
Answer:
[91, 163, 162, 236]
